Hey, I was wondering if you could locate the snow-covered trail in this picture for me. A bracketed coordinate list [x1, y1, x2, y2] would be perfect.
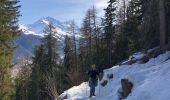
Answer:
[60, 51, 170, 100]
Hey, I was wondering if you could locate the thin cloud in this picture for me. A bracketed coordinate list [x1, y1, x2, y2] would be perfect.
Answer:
[20, 0, 109, 25]
[94, 0, 108, 9]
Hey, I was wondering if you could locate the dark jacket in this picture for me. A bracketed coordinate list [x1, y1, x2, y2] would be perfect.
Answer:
[88, 69, 99, 80]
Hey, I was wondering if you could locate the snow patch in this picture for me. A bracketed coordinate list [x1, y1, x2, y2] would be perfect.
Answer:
[60, 51, 170, 100]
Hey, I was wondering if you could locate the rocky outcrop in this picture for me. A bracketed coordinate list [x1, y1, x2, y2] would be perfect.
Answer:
[120, 79, 133, 99]
[101, 80, 108, 87]
[107, 73, 114, 80]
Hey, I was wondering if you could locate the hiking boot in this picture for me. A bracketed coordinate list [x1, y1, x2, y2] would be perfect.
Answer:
[89, 94, 93, 98]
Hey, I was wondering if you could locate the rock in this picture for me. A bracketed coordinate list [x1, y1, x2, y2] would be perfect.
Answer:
[127, 60, 136, 65]
[59, 94, 67, 100]
[107, 74, 114, 80]
[140, 55, 150, 64]
[121, 79, 133, 99]
[101, 80, 108, 87]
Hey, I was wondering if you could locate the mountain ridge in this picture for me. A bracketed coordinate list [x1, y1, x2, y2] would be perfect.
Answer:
[14, 16, 80, 63]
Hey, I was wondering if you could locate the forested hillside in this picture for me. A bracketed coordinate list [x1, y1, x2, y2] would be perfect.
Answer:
[0, 0, 170, 100]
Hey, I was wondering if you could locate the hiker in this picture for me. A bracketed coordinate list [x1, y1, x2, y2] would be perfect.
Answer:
[88, 64, 99, 97]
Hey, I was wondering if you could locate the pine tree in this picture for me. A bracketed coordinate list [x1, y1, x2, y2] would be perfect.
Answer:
[30, 45, 44, 100]
[140, 0, 160, 49]
[62, 21, 81, 90]
[69, 21, 79, 85]
[103, 0, 117, 67]
[79, 9, 93, 70]
[30, 24, 59, 100]
[91, 6, 101, 66]
[78, 34, 89, 80]
[0, 0, 20, 99]
[166, 0, 170, 44]
[125, 0, 143, 54]
[40, 23, 59, 100]
[0, 0, 20, 42]
[15, 61, 32, 100]
[78, 6, 103, 75]
[159, 0, 167, 49]
[113, 0, 129, 64]
[63, 35, 74, 87]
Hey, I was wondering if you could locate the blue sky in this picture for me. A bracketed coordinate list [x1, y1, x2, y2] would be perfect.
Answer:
[19, 0, 108, 25]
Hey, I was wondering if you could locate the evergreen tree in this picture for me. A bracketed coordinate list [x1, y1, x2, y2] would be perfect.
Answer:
[30, 24, 59, 100]
[62, 21, 81, 91]
[30, 45, 44, 100]
[159, 0, 167, 49]
[113, 0, 129, 64]
[0, 0, 20, 99]
[91, 6, 101, 66]
[0, 0, 20, 43]
[15, 62, 32, 100]
[166, 0, 170, 40]
[78, 34, 89, 80]
[63, 35, 74, 87]
[125, 0, 143, 54]
[140, 0, 160, 49]
[103, 0, 117, 68]
[79, 9, 93, 71]
[78, 6, 103, 76]
[69, 21, 79, 85]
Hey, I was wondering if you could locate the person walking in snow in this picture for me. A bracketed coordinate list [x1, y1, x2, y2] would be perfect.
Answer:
[88, 64, 99, 97]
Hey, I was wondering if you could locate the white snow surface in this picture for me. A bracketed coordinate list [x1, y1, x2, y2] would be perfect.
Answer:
[60, 51, 170, 100]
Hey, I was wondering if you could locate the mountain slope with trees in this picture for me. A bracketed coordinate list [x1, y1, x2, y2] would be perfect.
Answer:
[1, 0, 170, 99]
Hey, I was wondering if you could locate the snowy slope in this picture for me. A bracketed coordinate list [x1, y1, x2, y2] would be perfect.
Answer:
[60, 50, 170, 100]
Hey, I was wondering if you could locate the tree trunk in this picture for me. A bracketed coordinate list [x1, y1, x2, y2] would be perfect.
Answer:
[123, 0, 126, 32]
[72, 21, 78, 85]
[159, 0, 167, 50]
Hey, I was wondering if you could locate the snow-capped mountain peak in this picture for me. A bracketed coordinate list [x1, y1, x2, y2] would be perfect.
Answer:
[19, 17, 73, 37]
[15, 17, 80, 63]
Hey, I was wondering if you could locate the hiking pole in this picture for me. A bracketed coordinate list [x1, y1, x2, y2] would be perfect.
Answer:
[86, 82, 88, 97]
[98, 79, 100, 97]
